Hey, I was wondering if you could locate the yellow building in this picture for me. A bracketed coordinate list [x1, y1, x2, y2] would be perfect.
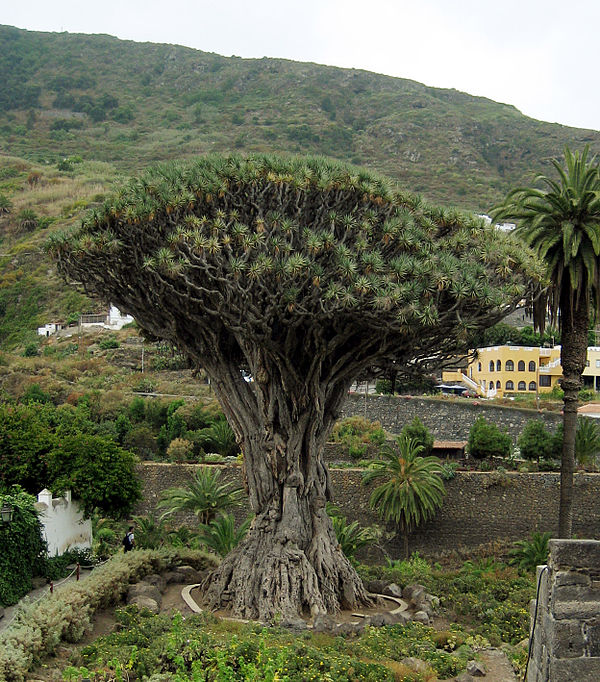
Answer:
[442, 345, 600, 398]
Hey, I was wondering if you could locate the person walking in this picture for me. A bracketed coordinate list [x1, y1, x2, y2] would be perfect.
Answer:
[123, 525, 135, 552]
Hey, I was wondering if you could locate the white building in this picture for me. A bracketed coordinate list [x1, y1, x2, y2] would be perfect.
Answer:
[37, 322, 64, 337]
[34, 489, 92, 556]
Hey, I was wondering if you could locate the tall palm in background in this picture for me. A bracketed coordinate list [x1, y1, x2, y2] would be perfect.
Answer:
[362, 435, 445, 558]
[493, 146, 600, 537]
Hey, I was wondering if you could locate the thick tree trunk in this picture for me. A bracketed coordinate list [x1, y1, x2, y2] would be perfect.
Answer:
[558, 292, 589, 538]
[199, 353, 371, 621]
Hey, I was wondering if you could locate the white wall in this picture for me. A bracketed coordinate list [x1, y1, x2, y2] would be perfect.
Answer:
[35, 489, 92, 556]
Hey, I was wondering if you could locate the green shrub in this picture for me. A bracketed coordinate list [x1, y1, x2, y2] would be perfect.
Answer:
[16, 209, 38, 232]
[468, 416, 512, 459]
[508, 532, 551, 572]
[400, 416, 434, 456]
[98, 336, 119, 350]
[375, 378, 393, 394]
[22, 342, 39, 357]
[518, 420, 555, 462]
[0, 488, 46, 607]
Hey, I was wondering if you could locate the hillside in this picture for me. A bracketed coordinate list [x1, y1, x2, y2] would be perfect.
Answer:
[2, 24, 600, 210]
[1, 24, 600, 349]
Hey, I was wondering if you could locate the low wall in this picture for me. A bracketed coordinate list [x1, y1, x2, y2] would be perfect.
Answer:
[136, 464, 600, 557]
[341, 393, 562, 441]
[528, 540, 600, 681]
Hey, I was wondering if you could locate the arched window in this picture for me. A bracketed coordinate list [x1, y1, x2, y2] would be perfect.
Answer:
[506, 380, 514, 390]
[529, 361, 536, 372]
[489, 360, 495, 372]
[506, 359, 514, 372]
[496, 359, 502, 371]
[496, 380, 501, 389]
[529, 381, 537, 391]
[518, 381, 526, 391]
[518, 360, 526, 372]
[478, 362, 482, 372]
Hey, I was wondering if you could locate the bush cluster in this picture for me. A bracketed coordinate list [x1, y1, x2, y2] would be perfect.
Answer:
[332, 416, 386, 459]
[0, 548, 216, 682]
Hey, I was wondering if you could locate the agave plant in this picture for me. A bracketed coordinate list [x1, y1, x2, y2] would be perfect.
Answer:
[133, 515, 167, 550]
[197, 513, 252, 557]
[508, 531, 552, 572]
[195, 420, 239, 458]
[158, 466, 244, 525]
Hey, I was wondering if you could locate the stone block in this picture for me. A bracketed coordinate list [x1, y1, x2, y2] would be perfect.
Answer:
[552, 601, 600, 621]
[127, 583, 162, 607]
[548, 619, 585, 659]
[466, 659, 486, 676]
[402, 583, 425, 604]
[549, 656, 600, 682]
[412, 610, 430, 625]
[549, 540, 600, 572]
[554, 570, 592, 587]
[382, 583, 403, 598]
[584, 618, 600, 657]
[129, 595, 160, 614]
[554, 584, 600, 604]
[143, 573, 167, 593]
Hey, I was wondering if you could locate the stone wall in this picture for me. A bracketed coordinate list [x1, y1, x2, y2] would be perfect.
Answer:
[341, 393, 562, 441]
[136, 464, 600, 557]
[528, 540, 600, 682]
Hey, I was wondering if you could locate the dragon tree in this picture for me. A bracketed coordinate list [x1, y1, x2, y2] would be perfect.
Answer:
[49, 155, 541, 621]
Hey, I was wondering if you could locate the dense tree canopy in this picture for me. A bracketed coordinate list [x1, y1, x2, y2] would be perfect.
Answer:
[49, 154, 541, 619]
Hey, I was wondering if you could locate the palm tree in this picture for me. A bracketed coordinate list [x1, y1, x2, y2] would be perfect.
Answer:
[197, 513, 252, 557]
[362, 435, 445, 558]
[575, 417, 600, 467]
[326, 504, 380, 560]
[158, 466, 244, 525]
[493, 146, 600, 537]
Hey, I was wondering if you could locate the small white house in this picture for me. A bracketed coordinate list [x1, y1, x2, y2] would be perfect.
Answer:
[106, 305, 134, 329]
[34, 489, 92, 556]
[37, 322, 64, 337]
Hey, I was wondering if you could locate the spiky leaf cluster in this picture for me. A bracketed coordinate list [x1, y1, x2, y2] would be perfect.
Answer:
[49, 154, 542, 371]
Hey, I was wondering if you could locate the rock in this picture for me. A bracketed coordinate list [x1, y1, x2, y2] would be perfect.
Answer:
[280, 616, 307, 632]
[382, 583, 403, 598]
[174, 565, 204, 583]
[454, 674, 476, 682]
[143, 573, 167, 593]
[412, 610, 430, 625]
[368, 613, 387, 627]
[466, 660, 486, 676]
[164, 570, 186, 584]
[312, 613, 336, 633]
[401, 657, 431, 674]
[0, 606, 4, 620]
[364, 579, 388, 594]
[402, 583, 426, 604]
[127, 583, 162, 606]
[415, 601, 435, 617]
[129, 595, 160, 614]
[389, 610, 412, 625]
[335, 620, 365, 636]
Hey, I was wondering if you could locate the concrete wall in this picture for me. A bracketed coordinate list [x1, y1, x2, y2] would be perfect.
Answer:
[528, 540, 600, 682]
[136, 464, 600, 557]
[341, 393, 562, 441]
[34, 489, 92, 556]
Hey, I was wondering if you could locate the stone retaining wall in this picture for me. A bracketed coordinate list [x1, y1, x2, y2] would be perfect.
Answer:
[341, 393, 562, 441]
[528, 540, 600, 682]
[136, 464, 600, 557]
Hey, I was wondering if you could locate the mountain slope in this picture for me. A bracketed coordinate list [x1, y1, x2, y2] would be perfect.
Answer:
[2, 24, 600, 210]
[1, 25, 600, 349]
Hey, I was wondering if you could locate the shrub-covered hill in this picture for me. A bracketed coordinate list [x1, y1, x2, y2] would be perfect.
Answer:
[2, 23, 600, 211]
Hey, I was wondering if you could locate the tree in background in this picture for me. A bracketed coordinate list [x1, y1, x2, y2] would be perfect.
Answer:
[363, 435, 445, 558]
[518, 419, 555, 464]
[493, 146, 600, 537]
[197, 513, 252, 557]
[50, 154, 540, 620]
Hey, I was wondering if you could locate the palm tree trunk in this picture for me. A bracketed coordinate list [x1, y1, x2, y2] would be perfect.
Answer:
[558, 292, 589, 538]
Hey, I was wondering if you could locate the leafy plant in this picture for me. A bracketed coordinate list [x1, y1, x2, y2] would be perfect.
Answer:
[16, 208, 38, 232]
[0, 193, 12, 214]
[327, 504, 380, 559]
[192, 420, 239, 458]
[197, 512, 251, 557]
[518, 419, 555, 463]
[363, 435, 446, 557]
[158, 467, 244, 525]
[508, 531, 552, 572]
[400, 416, 434, 456]
[575, 417, 600, 466]
[468, 416, 512, 459]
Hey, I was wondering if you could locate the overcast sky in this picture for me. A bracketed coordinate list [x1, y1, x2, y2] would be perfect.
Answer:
[4, 0, 599, 132]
